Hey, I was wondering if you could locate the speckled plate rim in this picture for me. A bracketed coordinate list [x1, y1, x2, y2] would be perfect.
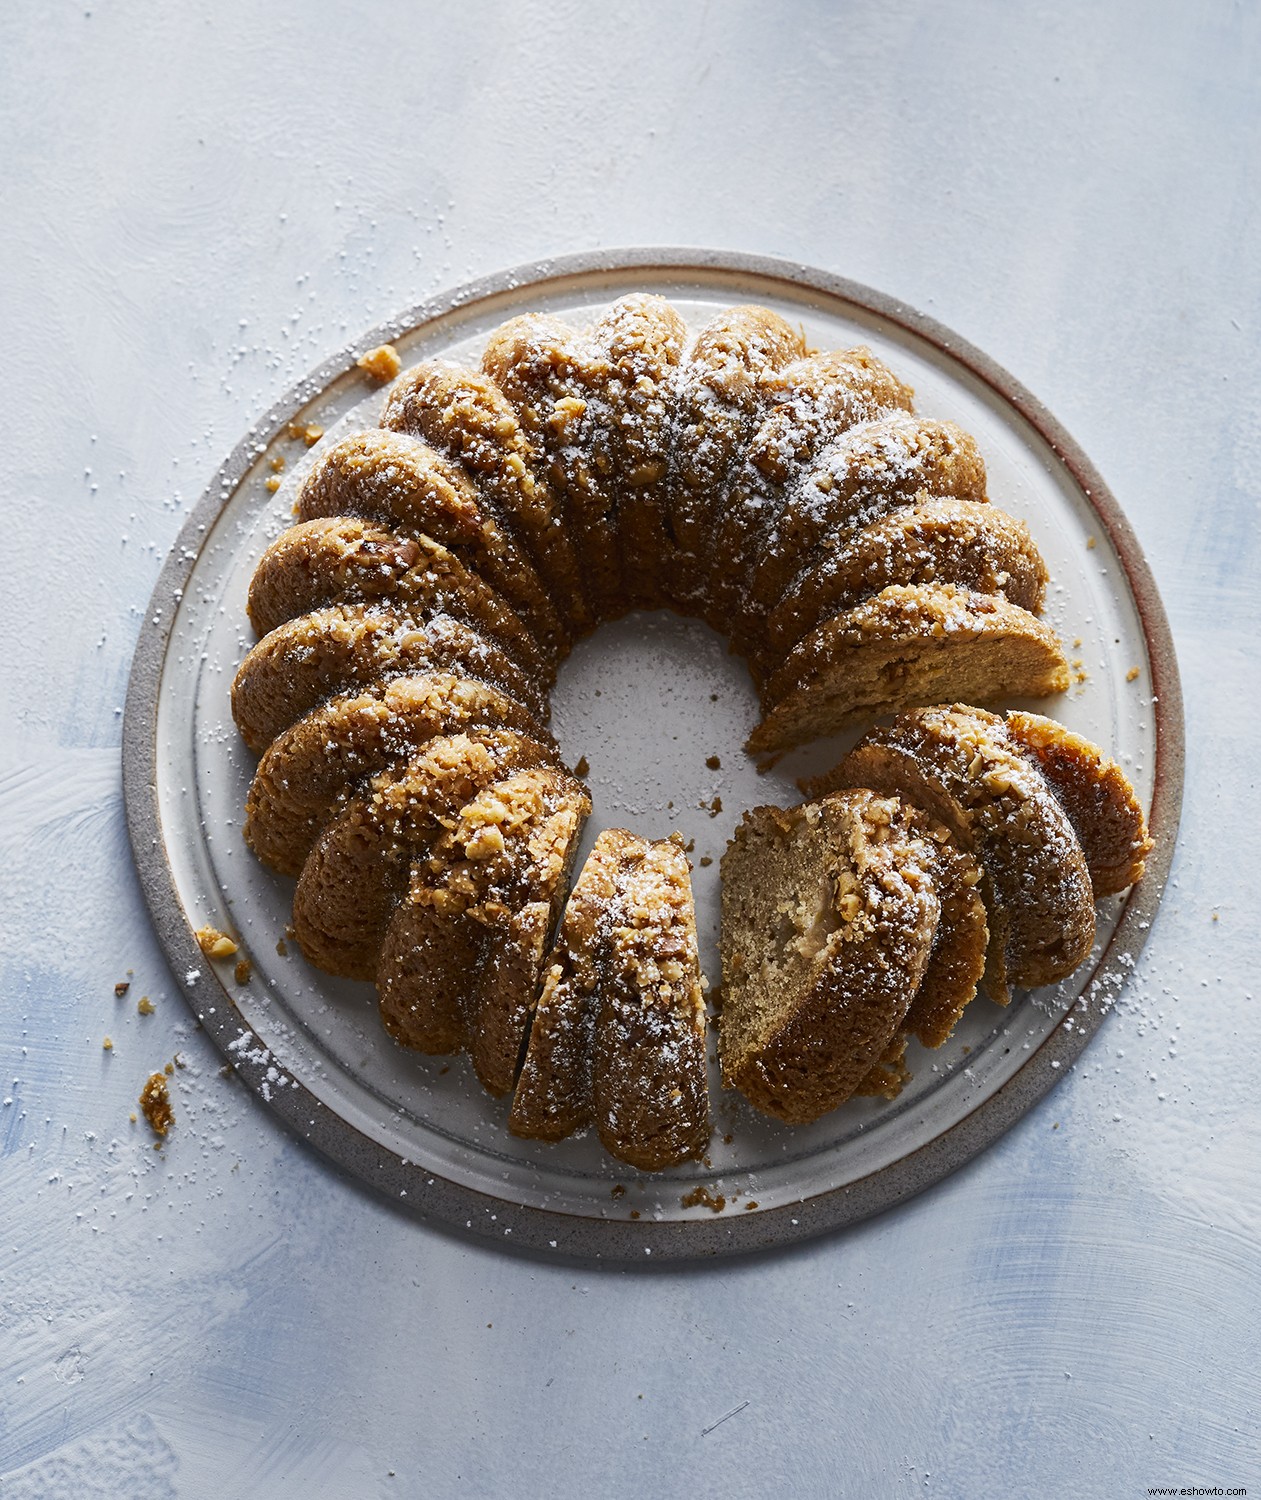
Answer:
[123, 247, 1184, 1264]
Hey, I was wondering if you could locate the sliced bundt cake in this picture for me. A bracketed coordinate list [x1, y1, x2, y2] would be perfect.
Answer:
[229, 293, 1155, 1167]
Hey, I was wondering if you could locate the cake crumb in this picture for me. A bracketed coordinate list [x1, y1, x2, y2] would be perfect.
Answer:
[357, 344, 402, 382]
[629, 1209, 640, 1219]
[680, 1185, 726, 1214]
[195, 925, 238, 959]
[1072, 637, 1082, 649]
[234, 957, 253, 985]
[722, 1133, 733, 1145]
[287, 420, 325, 447]
[705, 755, 721, 770]
[573, 755, 590, 778]
[265, 475, 281, 493]
[1126, 666, 1141, 682]
[269, 454, 286, 474]
[137, 996, 155, 1016]
[744, 1200, 759, 1211]
[610, 1184, 626, 1200]
[139, 1073, 174, 1139]
[699, 856, 712, 867]
[114, 980, 130, 998]
[1086, 535, 1097, 549]
[276, 937, 288, 957]
[102, 1037, 113, 1051]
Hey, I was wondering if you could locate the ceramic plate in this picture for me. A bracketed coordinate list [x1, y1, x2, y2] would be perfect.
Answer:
[123, 249, 1183, 1262]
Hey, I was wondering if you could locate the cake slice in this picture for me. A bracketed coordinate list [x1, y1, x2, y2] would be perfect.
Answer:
[381, 360, 589, 635]
[510, 831, 710, 1170]
[755, 497, 1048, 680]
[231, 605, 548, 754]
[748, 584, 1070, 756]
[245, 517, 551, 684]
[718, 791, 941, 1124]
[736, 414, 989, 651]
[244, 673, 551, 876]
[591, 294, 687, 609]
[702, 348, 916, 629]
[482, 312, 624, 621]
[509, 830, 633, 1143]
[806, 705, 1098, 1000]
[1004, 710, 1152, 896]
[377, 762, 590, 1096]
[665, 306, 807, 608]
[290, 729, 560, 982]
[592, 833, 710, 1170]
[296, 429, 565, 662]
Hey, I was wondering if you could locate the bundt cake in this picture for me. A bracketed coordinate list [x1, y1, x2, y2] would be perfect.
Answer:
[229, 292, 1150, 1168]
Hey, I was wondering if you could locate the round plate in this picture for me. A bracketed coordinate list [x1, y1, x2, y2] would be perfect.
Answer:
[123, 249, 1183, 1262]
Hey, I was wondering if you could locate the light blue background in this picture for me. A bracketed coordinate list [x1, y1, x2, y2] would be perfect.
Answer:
[1, 3, 1257, 1496]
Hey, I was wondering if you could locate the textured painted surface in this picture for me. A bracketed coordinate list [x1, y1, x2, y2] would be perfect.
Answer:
[1, 2, 1258, 1496]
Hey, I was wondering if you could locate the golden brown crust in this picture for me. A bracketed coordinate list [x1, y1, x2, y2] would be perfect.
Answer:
[381, 360, 589, 634]
[756, 497, 1047, 681]
[244, 674, 550, 877]
[1005, 710, 1152, 895]
[750, 584, 1070, 756]
[231, 605, 548, 754]
[296, 430, 565, 661]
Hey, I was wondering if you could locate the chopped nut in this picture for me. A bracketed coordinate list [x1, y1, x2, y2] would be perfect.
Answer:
[699, 856, 713, 868]
[195, 925, 239, 959]
[265, 476, 282, 493]
[269, 454, 286, 473]
[114, 981, 130, 998]
[357, 343, 402, 382]
[705, 755, 721, 770]
[287, 420, 324, 446]
[102, 1037, 113, 1051]
[573, 755, 590, 778]
[1126, 666, 1141, 682]
[234, 957, 253, 985]
[139, 1073, 174, 1139]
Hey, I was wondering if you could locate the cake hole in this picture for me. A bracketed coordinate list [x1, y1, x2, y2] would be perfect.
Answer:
[548, 610, 859, 981]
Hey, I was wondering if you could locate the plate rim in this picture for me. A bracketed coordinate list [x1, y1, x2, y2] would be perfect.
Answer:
[122, 246, 1185, 1264]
